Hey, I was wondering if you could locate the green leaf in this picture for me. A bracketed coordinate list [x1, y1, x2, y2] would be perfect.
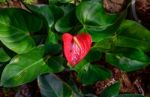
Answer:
[47, 56, 65, 73]
[106, 47, 150, 72]
[0, 8, 43, 54]
[55, 10, 78, 33]
[92, 37, 114, 51]
[1, 46, 51, 87]
[76, 1, 126, 42]
[60, 3, 75, 15]
[115, 94, 145, 97]
[74, 60, 112, 85]
[26, 4, 65, 47]
[116, 20, 150, 52]
[38, 74, 72, 97]
[44, 43, 62, 55]
[46, 30, 58, 44]
[85, 49, 102, 62]
[23, 0, 34, 4]
[49, 0, 73, 4]
[45, 29, 61, 55]
[26, 4, 54, 28]
[49, 5, 64, 23]
[76, 1, 117, 26]
[27, 4, 64, 29]
[100, 82, 120, 97]
[0, 0, 5, 3]
[0, 48, 11, 62]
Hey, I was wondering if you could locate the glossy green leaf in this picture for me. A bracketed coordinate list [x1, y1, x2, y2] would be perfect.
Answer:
[46, 30, 58, 44]
[55, 10, 78, 33]
[49, 5, 64, 22]
[47, 56, 65, 73]
[27, 4, 54, 28]
[55, 4, 79, 33]
[0, 48, 11, 62]
[26, 5, 65, 48]
[106, 48, 150, 72]
[76, 1, 118, 25]
[115, 94, 145, 97]
[27, 4, 64, 29]
[116, 20, 150, 52]
[45, 30, 61, 55]
[38, 74, 72, 97]
[60, 3, 75, 15]
[74, 60, 112, 85]
[92, 20, 150, 52]
[92, 37, 114, 51]
[100, 82, 120, 97]
[76, 1, 126, 42]
[0, 8, 43, 54]
[1, 46, 51, 87]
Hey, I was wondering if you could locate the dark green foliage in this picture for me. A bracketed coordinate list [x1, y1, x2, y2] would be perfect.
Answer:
[0, 0, 149, 96]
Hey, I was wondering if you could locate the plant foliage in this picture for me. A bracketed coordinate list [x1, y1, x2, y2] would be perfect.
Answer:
[0, 0, 149, 96]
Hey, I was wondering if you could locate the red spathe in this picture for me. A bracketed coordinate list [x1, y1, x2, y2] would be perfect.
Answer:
[62, 33, 92, 67]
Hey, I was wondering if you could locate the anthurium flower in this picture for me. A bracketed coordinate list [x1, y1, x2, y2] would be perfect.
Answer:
[62, 33, 92, 67]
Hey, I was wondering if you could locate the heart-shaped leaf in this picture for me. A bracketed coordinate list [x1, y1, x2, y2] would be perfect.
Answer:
[74, 60, 112, 85]
[106, 47, 150, 72]
[0, 8, 43, 54]
[62, 33, 92, 67]
[100, 82, 120, 97]
[76, 1, 126, 42]
[76, 1, 118, 26]
[116, 20, 150, 52]
[1, 46, 51, 87]
[38, 74, 72, 97]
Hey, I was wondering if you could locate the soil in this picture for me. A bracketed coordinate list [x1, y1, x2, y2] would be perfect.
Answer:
[135, 0, 150, 29]
[0, 81, 41, 97]
[103, 0, 126, 13]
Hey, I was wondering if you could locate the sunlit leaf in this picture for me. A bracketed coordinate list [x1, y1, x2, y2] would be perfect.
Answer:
[0, 8, 43, 54]
[1, 46, 51, 87]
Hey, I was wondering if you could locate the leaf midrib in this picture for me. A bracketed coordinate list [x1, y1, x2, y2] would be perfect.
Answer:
[15, 58, 44, 77]
[0, 18, 28, 37]
[45, 75, 62, 97]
